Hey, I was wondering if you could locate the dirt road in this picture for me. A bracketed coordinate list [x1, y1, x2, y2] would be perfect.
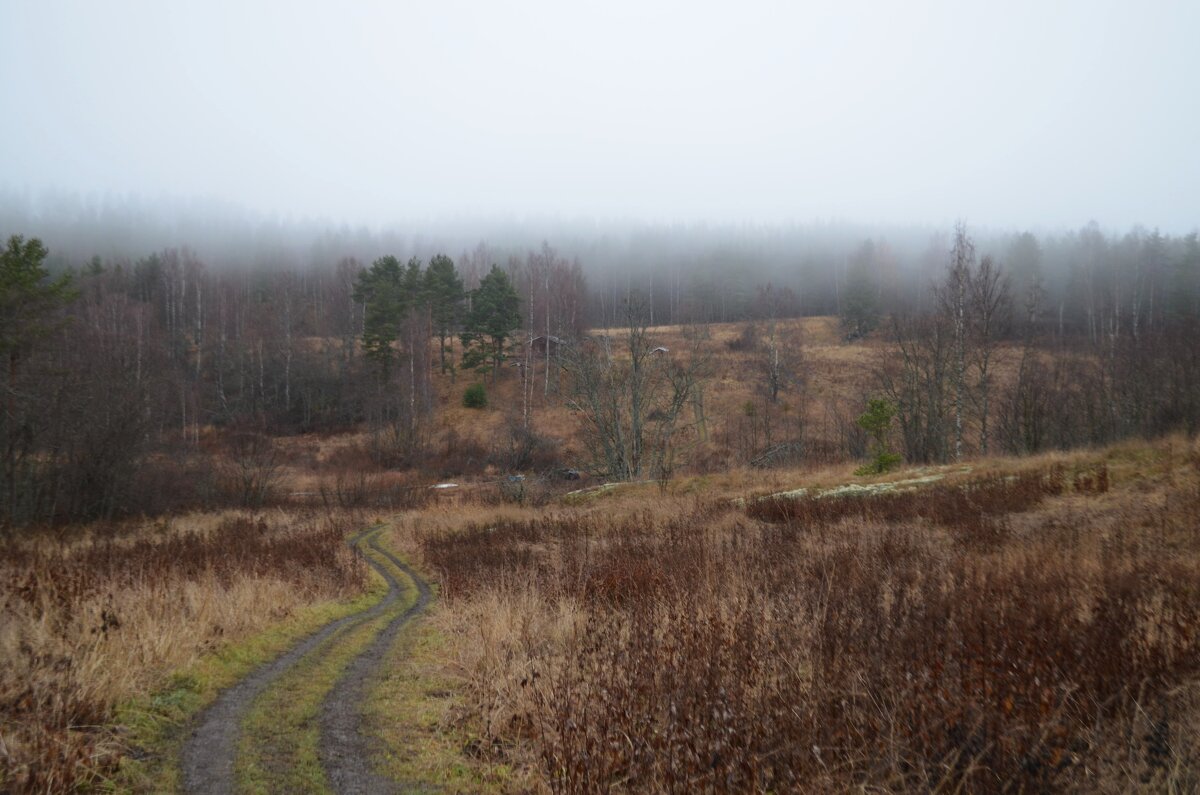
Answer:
[181, 525, 429, 794]
[319, 530, 432, 794]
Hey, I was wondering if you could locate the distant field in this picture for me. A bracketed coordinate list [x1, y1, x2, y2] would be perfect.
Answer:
[427, 315, 895, 475]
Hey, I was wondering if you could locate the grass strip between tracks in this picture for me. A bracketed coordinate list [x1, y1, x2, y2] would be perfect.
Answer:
[235, 527, 419, 794]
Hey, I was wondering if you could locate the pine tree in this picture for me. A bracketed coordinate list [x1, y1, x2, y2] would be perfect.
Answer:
[355, 255, 401, 370]
[461, 265, 521, 379]
[423, 254, 465, 374]
[855, 398, 900, 475]
[354, 255, 414, 373]
[1, 235, 76, 526]
[0, 235, 75, 364]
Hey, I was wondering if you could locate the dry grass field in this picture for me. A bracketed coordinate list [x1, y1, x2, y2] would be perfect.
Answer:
[1, 321, 1197, 793]
[0, 510, 367, 791]
[402, 436, 1200, 792]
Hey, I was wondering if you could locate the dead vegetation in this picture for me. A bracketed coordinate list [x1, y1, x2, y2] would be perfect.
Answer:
[414, 439, 1200, 792]
[1, 305, 1197, 792]
[0, 510, 366, 792]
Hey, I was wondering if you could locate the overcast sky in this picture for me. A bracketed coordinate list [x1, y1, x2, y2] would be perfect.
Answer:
[2, 1, 1197, 231]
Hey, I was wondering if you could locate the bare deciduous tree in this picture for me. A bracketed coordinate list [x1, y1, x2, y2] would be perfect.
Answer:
[224, 430, 281, 508]
[566, 295, 705, 483]
[968, 254, 1011, 455]
[878, 312, 953, 464]
[937, 222, 974, 462]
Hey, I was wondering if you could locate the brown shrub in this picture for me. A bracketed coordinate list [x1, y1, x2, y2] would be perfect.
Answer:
[421, 472, 1200, 792]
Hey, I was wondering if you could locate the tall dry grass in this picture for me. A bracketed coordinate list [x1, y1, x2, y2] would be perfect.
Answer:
[0, 510, 366, 793]
[415, 444, 1200, 792]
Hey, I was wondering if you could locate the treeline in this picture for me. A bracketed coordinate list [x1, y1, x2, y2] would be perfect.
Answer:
[3, 216, 1200, 526]
[867, 225, 1200, 466]
[0, 235, 584, 526]
[595, 224, 1200, 330]
[8, 192, 1196, 331]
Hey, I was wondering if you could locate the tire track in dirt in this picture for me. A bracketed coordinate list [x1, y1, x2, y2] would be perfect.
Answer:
[181, 526, 409, 795]
[318, 529, 432, 795]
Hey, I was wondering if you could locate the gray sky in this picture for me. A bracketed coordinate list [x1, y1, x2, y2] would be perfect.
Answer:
[2, 0, 1197, 231]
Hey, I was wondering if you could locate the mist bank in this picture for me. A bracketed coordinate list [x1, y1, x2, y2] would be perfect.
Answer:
[2, 188, 1197, 327]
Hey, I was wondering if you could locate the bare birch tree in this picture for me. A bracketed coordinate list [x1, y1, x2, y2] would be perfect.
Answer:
[938, 222, 974, 461]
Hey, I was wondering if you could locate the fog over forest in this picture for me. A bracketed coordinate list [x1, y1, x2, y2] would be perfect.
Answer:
[3, 0, 1198, 233]
[1, 187, 1194, 329]
[4, 1, 1197, 330]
